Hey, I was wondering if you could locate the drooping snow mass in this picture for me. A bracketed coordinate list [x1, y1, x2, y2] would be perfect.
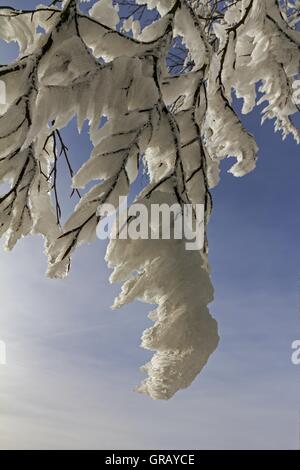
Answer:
[0, 0, 299, 399]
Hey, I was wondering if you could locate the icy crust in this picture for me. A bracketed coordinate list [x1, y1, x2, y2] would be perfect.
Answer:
[106, 191, 219, 400]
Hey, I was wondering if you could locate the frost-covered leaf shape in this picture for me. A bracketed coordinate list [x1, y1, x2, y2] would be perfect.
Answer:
[107, 190, 219, 399]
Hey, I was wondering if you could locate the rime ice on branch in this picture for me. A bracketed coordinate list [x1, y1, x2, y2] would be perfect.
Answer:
[0, 0, 299, 399]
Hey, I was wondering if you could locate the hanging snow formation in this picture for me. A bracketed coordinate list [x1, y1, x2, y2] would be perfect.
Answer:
[0, 0, 299, 399]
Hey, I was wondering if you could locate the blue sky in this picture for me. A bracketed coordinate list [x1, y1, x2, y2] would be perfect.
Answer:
[0, 0, 300, 450]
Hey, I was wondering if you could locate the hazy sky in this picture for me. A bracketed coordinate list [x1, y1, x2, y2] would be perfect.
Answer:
[0, 0, 300, 450]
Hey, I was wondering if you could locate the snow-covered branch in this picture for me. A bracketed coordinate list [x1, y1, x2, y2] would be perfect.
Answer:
[0, 0, 299, 399]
